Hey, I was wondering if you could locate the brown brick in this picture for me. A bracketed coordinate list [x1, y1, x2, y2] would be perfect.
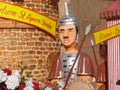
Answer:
[34, 33, 39, 36]
[18, 42, 26, 45]
[9, 32, 17, 37]
[11, 41, 18, 45]
[40, 47, 45, 50]
[28, 28, 35, 32]
[13, 65, 21, 70]
[37, 51, 42, 54]
[24, 46, 32, 50]
[26, 33, 33, 37]
[17, 46, 23, 50]
[27, 42, 35, 46]
[16, 56, 24, 61]
[33, 71, 39, 74]
[15, 22, 33, 28]
[29, 37, 38, 41]
[0, 46, 6, 50]
[43, 42, 48, 46]
[35, 42, 42, 46]
[44, 51, 49, 55]
[0, 29, 4, 32]
[2, 41, 11, 46]
[29, 60, 37, 65]
[0, 20, 15, 28]
[3, 51, 20, 56]
[21, 61, 29, 66]
[7, 37, 19, 41]
[21, 51, 28, 55]
[5, 29, 12, 32]
[1, 33, 7, 37]
[28, 65, 36, 70]
[18, 33, 26, 37]
[27, 3, 35, 7]
[32, 47, 39, 50]
[29, 51, 35, 54]
[0, 52, 2, 56]
[7, 46, 17, 50]
[20, 37, 30, 41]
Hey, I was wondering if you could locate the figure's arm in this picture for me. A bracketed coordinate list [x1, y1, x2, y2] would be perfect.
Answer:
[77, 52, 95, 83]
[48, 52, 61, 84]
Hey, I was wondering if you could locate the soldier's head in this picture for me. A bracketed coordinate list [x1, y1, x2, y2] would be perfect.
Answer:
[58, 2, 80, 48]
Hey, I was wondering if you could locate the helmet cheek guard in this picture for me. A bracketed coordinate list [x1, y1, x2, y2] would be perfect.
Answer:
[76, 26, 79, 33]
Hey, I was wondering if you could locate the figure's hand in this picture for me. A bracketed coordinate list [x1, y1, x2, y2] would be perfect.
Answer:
[85, 24, 91, 35]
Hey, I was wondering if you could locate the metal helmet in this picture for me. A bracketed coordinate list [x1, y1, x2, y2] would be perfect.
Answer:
[58, 2, 79, 28]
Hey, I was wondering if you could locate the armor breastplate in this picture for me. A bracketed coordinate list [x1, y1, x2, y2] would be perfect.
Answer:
[60, 53, 78, 84]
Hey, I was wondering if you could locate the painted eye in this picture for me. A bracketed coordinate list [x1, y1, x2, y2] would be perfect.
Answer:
[59, 29, 65, 33]
[68, 28, 75, 32]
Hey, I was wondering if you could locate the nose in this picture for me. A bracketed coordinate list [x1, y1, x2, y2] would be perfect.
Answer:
[63, 30, 69, 39]
[63, 30, 69, 36]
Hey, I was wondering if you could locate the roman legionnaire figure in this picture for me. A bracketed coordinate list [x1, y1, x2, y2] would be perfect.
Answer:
[48, 2, 96, 90]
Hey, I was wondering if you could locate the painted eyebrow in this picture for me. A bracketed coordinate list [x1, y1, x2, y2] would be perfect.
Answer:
[59, 28, 65, 31]
[59, 27, 75, 31]
[68, 28, 74, 30]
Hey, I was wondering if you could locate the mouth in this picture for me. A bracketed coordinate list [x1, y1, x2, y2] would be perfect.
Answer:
[63, 40, 70, 43]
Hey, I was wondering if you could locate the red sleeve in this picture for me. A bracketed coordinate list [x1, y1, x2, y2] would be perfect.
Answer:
[77, 52, 94, 76]
[48, 52, 61, 80]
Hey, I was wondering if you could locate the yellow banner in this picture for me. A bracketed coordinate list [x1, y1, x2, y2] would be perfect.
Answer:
[94, 24, 120, 45]
[0, 2, 57, 36]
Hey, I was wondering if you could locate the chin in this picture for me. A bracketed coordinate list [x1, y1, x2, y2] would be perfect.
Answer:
[64, 45, 72, 48]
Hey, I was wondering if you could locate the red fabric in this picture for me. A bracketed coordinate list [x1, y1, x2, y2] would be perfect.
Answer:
[1, 83, 7, 90]
[33, 82, 39, 90]
[2, 68, 12, 75]
[48, 52, 61, 80]
[16, 82, 24, 90]
[77, 52, 94, 76]
[42, 82, 59, 90]
[104, 0, 120, 12]
[96, 62, 107, 83]
[100, 0, 120, 19]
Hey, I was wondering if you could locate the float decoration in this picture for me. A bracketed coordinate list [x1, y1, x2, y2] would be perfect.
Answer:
[0, 68, 39, 90]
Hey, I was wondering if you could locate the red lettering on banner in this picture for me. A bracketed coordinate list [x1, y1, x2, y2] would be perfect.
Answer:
[26, 14, 40, 23]
[0, 6, 17, 16]
[41, 19, 52, 30]
[99, 32, 112, 41]
[18, 11, 26, 19]
[115, 27, 120, 36]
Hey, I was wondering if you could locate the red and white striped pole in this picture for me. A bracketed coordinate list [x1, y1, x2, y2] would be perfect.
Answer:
[107, 18, 120, 90]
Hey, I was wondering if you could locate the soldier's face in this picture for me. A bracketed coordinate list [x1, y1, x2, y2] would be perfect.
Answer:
[58, 24, 77, 48]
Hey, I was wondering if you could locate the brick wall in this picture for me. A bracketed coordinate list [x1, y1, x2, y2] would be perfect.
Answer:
[0, 0, 60, 82]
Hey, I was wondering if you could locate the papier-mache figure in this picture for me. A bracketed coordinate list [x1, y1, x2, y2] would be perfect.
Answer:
[48, 2, 96, 90]
[96, 62, 107, 90]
